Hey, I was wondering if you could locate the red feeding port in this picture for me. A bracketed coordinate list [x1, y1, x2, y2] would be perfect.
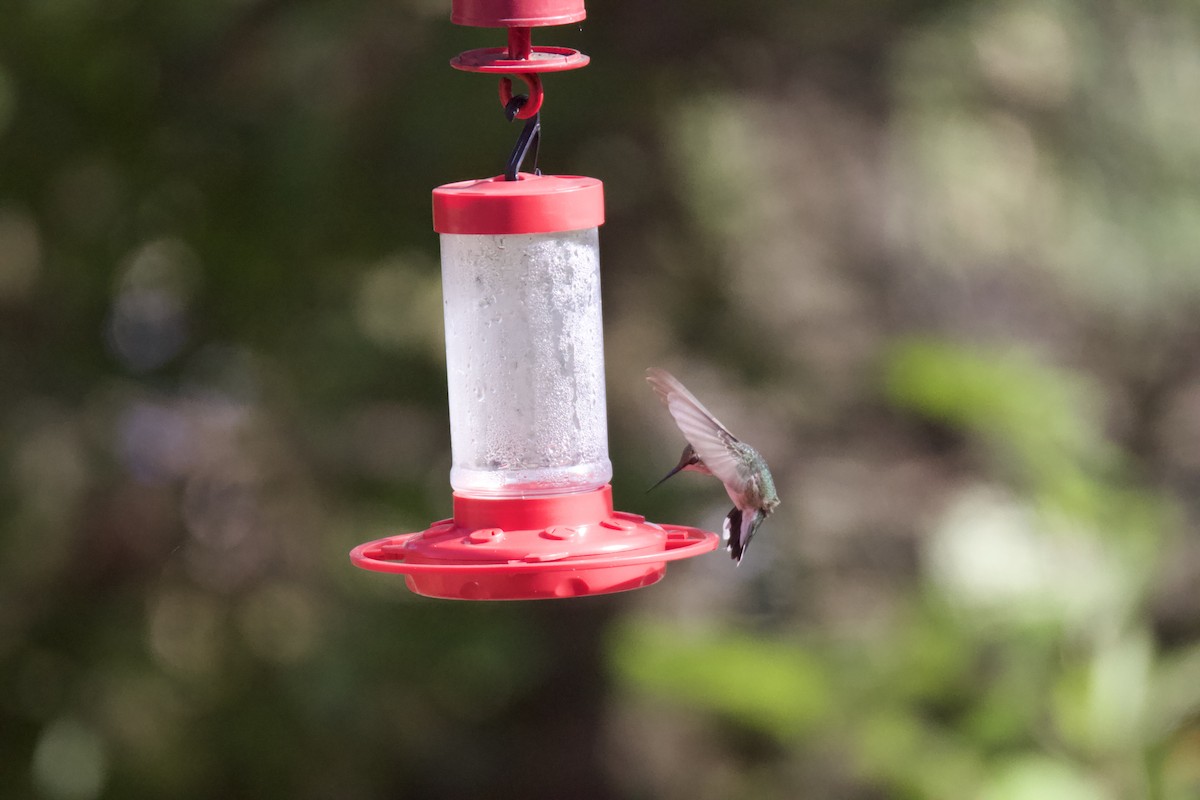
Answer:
[351, 487, 717, 600]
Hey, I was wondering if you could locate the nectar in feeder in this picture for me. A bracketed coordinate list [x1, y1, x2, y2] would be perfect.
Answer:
[436, 177, 610, 496]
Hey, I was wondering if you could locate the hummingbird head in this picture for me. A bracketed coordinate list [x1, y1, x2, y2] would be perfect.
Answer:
[648, 444, 710, 491]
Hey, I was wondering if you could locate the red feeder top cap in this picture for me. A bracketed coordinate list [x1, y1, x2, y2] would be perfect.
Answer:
[433, 173, 604, 235]
[451, 0, 585, 27]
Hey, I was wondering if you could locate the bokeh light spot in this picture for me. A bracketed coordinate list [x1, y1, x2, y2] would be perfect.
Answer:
[147, 589, 222, 679]
[106, 238, 200, 372]
[0, 206, 41, 301]
[354, 253, 444, 357]
[238, 582, 322, 665]
[13, 419, 89, 525]
[31, 718, 108, 800]
[117, 400, 195, 485]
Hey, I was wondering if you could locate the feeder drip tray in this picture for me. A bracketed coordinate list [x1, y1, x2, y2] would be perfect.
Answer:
[351, 485, 718, 600]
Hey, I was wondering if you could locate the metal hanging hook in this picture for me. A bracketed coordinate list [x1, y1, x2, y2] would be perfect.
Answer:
[503, 96, 540, 181]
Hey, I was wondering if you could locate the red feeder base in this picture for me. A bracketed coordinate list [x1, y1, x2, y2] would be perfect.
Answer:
[350, 485, 719, 600]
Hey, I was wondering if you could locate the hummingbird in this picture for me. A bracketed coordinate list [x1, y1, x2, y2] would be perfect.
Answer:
[646, 368, 780, 564]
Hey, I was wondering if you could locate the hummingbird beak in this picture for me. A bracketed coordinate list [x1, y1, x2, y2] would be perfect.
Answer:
[647, 461, 688, 492]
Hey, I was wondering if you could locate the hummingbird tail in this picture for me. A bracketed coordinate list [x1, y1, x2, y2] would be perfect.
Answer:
[725, 507, 745, 564]
[724, 506, 763, 565]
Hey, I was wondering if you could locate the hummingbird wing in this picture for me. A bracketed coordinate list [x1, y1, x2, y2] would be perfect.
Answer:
[646, 368, 750, 493]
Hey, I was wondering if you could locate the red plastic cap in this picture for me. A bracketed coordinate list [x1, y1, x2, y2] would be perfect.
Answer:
[452, 0, 585, 27]
[433, 173, 604, 235]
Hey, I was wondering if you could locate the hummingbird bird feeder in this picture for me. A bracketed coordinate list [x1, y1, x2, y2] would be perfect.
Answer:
[349, 0, 719, 600]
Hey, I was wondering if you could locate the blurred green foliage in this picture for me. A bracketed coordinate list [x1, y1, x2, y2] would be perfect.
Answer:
[615, 337, 1193, 798]
[2, 0, 1200, 798]
[610, 622, 832, 740]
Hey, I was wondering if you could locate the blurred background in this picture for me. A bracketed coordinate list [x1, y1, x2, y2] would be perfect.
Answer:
[2, 0, 1200, 797]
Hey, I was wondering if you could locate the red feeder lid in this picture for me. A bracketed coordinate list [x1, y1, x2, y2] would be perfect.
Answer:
[452, 0, 585, 27]
[433, 173, 604, 235]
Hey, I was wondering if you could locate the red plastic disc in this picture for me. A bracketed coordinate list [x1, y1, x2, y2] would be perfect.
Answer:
[451, 0, 585, 27]
[433, 173, 604, 235]
[350, 486, 720, 600]
[451, 46, 590, 74]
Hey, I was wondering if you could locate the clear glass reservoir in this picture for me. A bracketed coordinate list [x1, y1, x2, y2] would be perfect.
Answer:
[440, 227, 612, 496]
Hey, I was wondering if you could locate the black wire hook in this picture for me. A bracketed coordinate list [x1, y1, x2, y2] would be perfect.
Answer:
[504, 96, 540, 181]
